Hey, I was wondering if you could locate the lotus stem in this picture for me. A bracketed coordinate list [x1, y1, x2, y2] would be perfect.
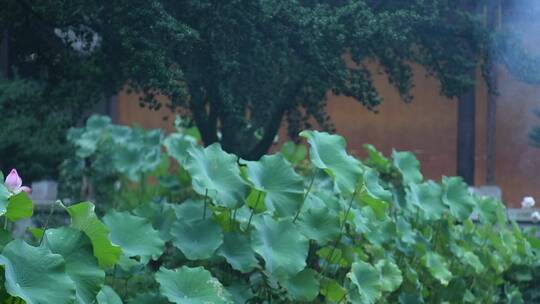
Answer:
[247, 191, 263, 228]
[293, 172, 316, 223]
[39, 201, 58, 245]
[202, 188, 209, 220]
[321, 185, 360, 276]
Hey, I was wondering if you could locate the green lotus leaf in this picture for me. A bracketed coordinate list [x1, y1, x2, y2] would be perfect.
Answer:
[156, 266, 233, 304]
[362, 212, 395, 246]
[185, 143, 248, 209]
[300, 130, 363, 195]
[358, 169, 391, 218]
[113, 145, 145, 181]
[462, 251, 485, 274]
[406, 181, 446, 220]
[97, 286, 123, 304]
[28, 227, 44, 240]
[281, 268, 320, 301]
[450, 244, 485, 274]
[109, 125, 132, 144]
[6, 191, 33, 221]
[227, 282, 254, 304]
[505, 284, 525, 304]
[117, 254, 143, 272]
[114, 146, 162, 181]
[280, 141, 307, 165]
[245, 189, 266, 215]
[245, 154, 304, 217]
[347, 261, 382, 304]
[392, 150, 422, 185]
[106, 127, 163, 181]
[217, 232, 258, 273]
[73, 115, 111, 157]
[0, 183, 10, 216]
[141, 147, 163, 173]
[396, 217, 416, 244]
[399, 292, 425, 304]
[351, 208, 371, 234]
[0, 239, 76, 303]
[376, 260, 402, 292]
[442, 177, 475, 220]
[463, 290, 476, 302]
[171, 199, 211, 224]
[87, 115, 111, 130]
[0, 228, 12, 251]
[163, 133, 196, 165]
[319, 278, 346, 302]
[129, 293, 170, 304]
[297, 206, 340, 245]
[43, 227, 105, 304]
[103, 211, 165, 262]
[251, 215, 309, 278]
[184, 126, 202, 142]
[65, 202, 122, 268]
[363, 144, 392, 172]
[317, 247, 343, 265]
[475, 196, 506, 224]
[212, 208, 237, 232]
[133, 201, 177, 242]
[422, 252, 452, 285]
[171, 218, 223, 260]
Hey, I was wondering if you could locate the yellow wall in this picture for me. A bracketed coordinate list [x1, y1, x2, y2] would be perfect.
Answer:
[115, 63, 540, 208]
[116, 92, 176, 132]
[491, 66, 540, 207]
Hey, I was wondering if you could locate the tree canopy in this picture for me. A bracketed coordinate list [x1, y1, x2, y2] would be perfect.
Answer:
[0, 0, 194, 178]
[164, 0, 487, 159]
[1, 0, 537, 168]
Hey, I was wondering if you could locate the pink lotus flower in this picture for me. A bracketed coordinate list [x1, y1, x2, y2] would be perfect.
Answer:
[4, 169, 31, 194]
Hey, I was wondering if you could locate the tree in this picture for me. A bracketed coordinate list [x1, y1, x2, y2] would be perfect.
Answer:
[0, 0, 194, 179]
[169, 0, 487, 160]
[3, 1, 536, 166]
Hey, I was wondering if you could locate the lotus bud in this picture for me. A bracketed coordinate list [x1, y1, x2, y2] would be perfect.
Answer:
[5, 169, 22, 192]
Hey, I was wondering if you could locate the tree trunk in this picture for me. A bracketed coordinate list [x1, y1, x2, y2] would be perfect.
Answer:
[456, 0, 477, 185]
[457, 81, 476, 185]
[188, 82, 219, 146]
[217, 106, 286, 161]
[0, 29, 9, 78]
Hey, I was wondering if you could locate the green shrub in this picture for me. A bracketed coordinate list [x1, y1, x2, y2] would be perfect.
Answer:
[0, 76, 99, 182]
[0, 115, 538, 303]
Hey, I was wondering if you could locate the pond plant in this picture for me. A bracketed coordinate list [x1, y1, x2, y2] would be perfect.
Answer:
[0, 115, 537, 303]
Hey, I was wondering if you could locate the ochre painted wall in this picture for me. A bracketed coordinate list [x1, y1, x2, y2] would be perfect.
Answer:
[323, 64, 459, 181]
[116, 92, 176, 132]
[115, 63, 540, 208]
[491, 66, 540, 207]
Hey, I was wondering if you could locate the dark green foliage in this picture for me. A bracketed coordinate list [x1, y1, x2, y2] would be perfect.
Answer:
[1, 0, 538, 175]
[0, 0, 494, 164]
[0, 77, 89, 180]
[167, 0, 488, 159]
[0, 0, 195, 180]
[53, 116, 540, 303]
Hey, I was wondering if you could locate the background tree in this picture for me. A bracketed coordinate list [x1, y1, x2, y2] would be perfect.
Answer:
[3, 0, 538, 175]
[169, 0, 487, 159]
[0, 0, 194, 180]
